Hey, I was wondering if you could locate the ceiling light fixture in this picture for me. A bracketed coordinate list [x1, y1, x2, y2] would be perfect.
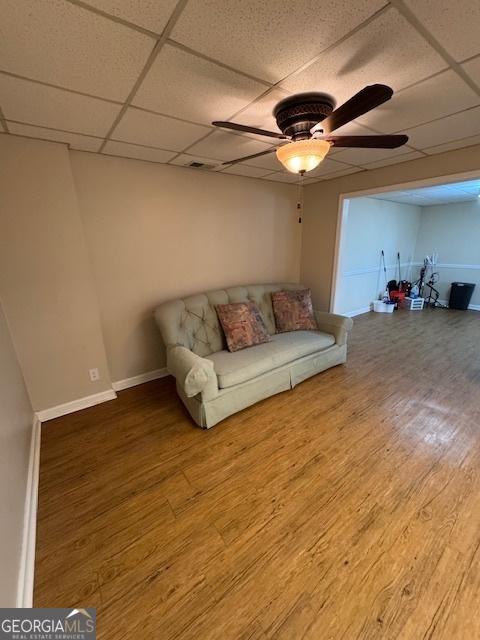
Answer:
[276, 139, 331, 174]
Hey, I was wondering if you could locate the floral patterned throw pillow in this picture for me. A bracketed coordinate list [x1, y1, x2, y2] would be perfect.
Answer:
[216, 302, 270, 352]
[271, 289, 318, 333]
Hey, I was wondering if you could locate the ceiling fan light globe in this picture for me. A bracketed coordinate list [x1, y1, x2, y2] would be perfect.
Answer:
[276, 140, 331, 174]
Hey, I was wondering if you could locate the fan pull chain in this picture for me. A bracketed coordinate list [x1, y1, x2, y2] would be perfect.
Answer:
[297, 170, 305, 223]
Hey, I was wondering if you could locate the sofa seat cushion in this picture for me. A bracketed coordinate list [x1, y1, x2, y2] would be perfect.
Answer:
[206, 330, 335, 389]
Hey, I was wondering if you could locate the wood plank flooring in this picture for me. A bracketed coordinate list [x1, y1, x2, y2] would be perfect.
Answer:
[35, 309, 480, 639]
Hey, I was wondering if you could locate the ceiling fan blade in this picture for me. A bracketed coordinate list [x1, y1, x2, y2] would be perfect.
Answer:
[212, 120, 287, 139]
[320, 84, 394, 134]
[326, 134, 408, 149]
[222, 147, 280, 166]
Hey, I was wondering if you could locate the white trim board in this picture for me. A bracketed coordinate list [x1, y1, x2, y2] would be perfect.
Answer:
[112, 368, 169, 392]
[16, 415, 41, 608]
[36, 389, 117, 422]
[438, 299, 480, 311]
[343, 305, 372, 317]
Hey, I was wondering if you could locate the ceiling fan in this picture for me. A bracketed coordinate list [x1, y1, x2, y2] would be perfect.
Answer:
[212, 85, 408, 174]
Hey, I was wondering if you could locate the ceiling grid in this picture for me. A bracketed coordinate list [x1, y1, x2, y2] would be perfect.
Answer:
[0, 0, 479, 182]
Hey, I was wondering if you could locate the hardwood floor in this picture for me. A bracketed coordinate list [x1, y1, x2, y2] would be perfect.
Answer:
[35, 309, 480, 639]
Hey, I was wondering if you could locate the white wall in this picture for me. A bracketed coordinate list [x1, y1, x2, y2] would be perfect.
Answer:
[0, 298, 33, 606]
[335, 197, 421, 315]
[414, 200, 480, 307]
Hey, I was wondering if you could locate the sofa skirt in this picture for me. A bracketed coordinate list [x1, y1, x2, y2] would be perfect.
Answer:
[176, 343, 347, 429]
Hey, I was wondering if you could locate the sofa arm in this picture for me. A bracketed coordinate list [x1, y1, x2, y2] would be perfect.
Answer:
[167, 346, 218, 401]
[314, 310, 353, 346]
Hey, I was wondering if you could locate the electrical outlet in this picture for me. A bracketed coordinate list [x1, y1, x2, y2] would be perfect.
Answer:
[89, 368, 100, 382]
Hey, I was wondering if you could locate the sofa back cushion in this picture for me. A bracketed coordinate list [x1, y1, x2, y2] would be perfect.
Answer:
[154, 283, 304, 357]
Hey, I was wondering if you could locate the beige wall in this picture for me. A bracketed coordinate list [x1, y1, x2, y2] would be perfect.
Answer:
[415, 200, 480, 306]
[71, 152, 301, 381]
[0, 297, 32, 606]
[302, 144, 480, 310]
[0, 135, 112, 411]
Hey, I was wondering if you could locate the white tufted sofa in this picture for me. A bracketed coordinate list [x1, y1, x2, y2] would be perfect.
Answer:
[154, 283, 353, 428]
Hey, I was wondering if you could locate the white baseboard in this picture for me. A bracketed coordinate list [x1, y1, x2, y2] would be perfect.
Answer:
[112, 368, 169, 392]
[36, 389, 117, 422]
[437, 299, 480, 311]
[343, 305, 372, 317]
[16, 415, 41, 608]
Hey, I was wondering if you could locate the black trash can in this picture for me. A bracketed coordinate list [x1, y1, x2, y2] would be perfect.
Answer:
[449, 282, 476, 310]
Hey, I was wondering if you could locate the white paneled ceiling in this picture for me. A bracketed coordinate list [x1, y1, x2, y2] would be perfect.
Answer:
[0, 0, 479, 184]
[371, 179, 480, 206]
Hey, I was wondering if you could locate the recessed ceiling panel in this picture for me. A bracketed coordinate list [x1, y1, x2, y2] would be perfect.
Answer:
[133, 44, 266, 125]
[404, 0, 480, 61]
[112, 107, 210, 150]
[263, 172, 301, 183]
[422, 133, 480, 156]
[370, 178, 480, 205]
[400, 106, 480, 150]
[103, 140, 177, 163]
[80, 0, 179, 33]
[462, 56, 480, 88]
[0, 75, 121, 136]
[303, 157, 357, 178]
[221, 164, 272, 178]
[332, 144, 418, 166]
[356, 70, 480, 133]
[169, 153, 223, 170]
[186, 130, 273, 161]
[0, 0, 154, 101]
[361, 150, 424, 169]
[171, 0, 385, 83]
[281, 9, 446, 105]
[234, 89, 289, 136]
[7, 122, 103, 151]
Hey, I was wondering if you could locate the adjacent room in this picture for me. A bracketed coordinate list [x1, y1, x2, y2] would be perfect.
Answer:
[1, 1, 480, 639]
[334, 178, 480, 316]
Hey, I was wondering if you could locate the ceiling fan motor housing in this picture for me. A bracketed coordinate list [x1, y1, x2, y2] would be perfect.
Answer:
[274, 92, 336, 140]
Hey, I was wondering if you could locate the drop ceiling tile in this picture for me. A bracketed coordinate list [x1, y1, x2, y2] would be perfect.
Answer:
[319, 167, 364, 180]
[103, 140, 177, 163]
[404, 0, 480, 61]
[422, 134, 480, 156]
[80, 0, 179, 33]
[304, 157, 358, 178]
[133, 44, 266, 125]
[187, 130, 273, 161]
[234, 89, 291, 135]
[356, 70, 480, 133]
[0, 0, 153, 101]
[0, 75, 121, 136]
[462, 56, 480, 88]
[6, 122, 103, 151]
[400, 106, 480, 149]
[112, 107, 210, 151]
[245, 149, 284, 172]
[281, 9, 446, 105]
[362, 151, 424, 169]
[169, 153, 223, 170]
[332, 144, 418, 166]
[263, 172, 300, 183]
[171, 0, 385, 83]
[221, 164, 272, 178]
